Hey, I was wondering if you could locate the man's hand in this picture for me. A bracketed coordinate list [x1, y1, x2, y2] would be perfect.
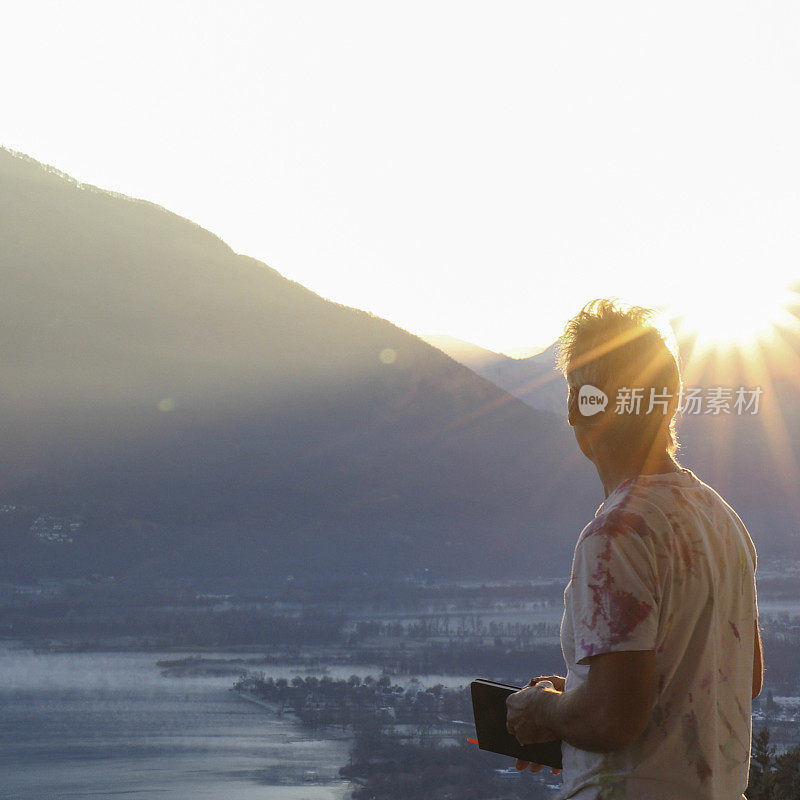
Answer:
[506, 675, 565, 775]
[528, 674, 566, 692]
[506, 680, 560, 746]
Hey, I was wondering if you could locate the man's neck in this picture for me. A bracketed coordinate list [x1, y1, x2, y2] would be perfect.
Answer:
[592, 447, 681, 499]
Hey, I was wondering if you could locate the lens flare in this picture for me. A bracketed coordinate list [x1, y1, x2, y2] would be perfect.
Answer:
[669, 283, 800, 355]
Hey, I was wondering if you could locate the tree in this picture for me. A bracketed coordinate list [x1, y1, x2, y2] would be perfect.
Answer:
[774, 747, 800, 800]
[748, 727, 777, 800]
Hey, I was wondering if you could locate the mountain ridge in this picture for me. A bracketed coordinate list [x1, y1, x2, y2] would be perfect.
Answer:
[0, 147, 598, 582]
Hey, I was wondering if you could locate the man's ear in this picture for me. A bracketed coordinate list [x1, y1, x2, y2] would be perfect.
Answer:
[567, 386, 579, 427]
[568, 383, 610, 428]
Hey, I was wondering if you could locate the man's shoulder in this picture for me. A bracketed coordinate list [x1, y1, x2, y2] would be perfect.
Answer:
[575, 501, 661, 565]
[586, 503, 654, 539]
[586, 482, 670, 540]
[586, 471, 757, 567]
[597, 469, 744, 527]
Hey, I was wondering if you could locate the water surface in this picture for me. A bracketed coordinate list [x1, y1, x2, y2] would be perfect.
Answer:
[0, 642, 352, 800]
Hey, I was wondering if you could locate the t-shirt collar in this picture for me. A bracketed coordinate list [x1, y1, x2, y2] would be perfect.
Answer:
[594, 468, 696, 517]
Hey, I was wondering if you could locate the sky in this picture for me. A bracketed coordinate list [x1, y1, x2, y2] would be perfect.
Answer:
[3, 1, 800, 355]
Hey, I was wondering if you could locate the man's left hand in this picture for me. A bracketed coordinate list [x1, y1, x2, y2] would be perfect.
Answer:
[505, 681, 559, 745]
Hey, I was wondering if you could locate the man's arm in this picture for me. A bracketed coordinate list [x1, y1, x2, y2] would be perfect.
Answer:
[753, 619, 763, 699]
[507, 649, 655, 753]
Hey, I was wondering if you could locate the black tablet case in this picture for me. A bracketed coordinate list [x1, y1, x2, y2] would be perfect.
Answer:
[470, 679, 563, 769]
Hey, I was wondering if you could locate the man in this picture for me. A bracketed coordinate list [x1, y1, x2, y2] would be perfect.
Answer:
[506, 299, 762, 800]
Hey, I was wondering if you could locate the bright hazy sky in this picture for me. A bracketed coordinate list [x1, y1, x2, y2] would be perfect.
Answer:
[3, 1, 800, 355]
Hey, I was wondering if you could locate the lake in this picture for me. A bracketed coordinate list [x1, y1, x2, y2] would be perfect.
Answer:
[0, 642, 354, 800]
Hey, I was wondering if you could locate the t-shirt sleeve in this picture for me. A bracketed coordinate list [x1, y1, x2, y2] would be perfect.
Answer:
[570, 516, 659, 664]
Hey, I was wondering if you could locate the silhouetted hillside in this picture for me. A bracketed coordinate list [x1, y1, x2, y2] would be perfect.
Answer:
[0, 149, 598, 582]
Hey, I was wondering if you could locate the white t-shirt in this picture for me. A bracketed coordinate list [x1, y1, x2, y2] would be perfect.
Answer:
[557, 468, 758, 800]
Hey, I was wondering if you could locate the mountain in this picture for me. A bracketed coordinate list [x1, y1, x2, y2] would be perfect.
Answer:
[419, 335, 508, 371]
[0, 149, 598, 583]
[424, 337, 567, 416]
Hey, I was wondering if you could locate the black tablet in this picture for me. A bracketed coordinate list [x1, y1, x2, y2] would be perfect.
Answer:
[470, 678, 562, 770]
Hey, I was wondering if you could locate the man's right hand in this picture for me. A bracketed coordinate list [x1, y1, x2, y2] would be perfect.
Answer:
[513, 675, 565, 775]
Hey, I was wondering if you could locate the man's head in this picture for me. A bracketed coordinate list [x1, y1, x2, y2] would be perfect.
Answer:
[557, 298, 682, 462]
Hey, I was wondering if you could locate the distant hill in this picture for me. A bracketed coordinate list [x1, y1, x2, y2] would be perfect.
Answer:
[423, 337, 567, 417]
[419, 335, 508, 371]
[0, 149, 599, 583]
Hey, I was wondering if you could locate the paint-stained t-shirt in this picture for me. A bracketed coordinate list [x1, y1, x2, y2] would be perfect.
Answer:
[557, 468, 758, 800]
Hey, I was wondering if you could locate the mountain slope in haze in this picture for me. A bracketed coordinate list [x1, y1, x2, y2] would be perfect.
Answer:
[424, 336, 566, 416]
[0, 149, 598, 582]
[419, 335, 509, 371]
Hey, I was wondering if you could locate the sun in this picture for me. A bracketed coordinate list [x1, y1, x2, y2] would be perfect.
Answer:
[667, 282, 800, 354]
